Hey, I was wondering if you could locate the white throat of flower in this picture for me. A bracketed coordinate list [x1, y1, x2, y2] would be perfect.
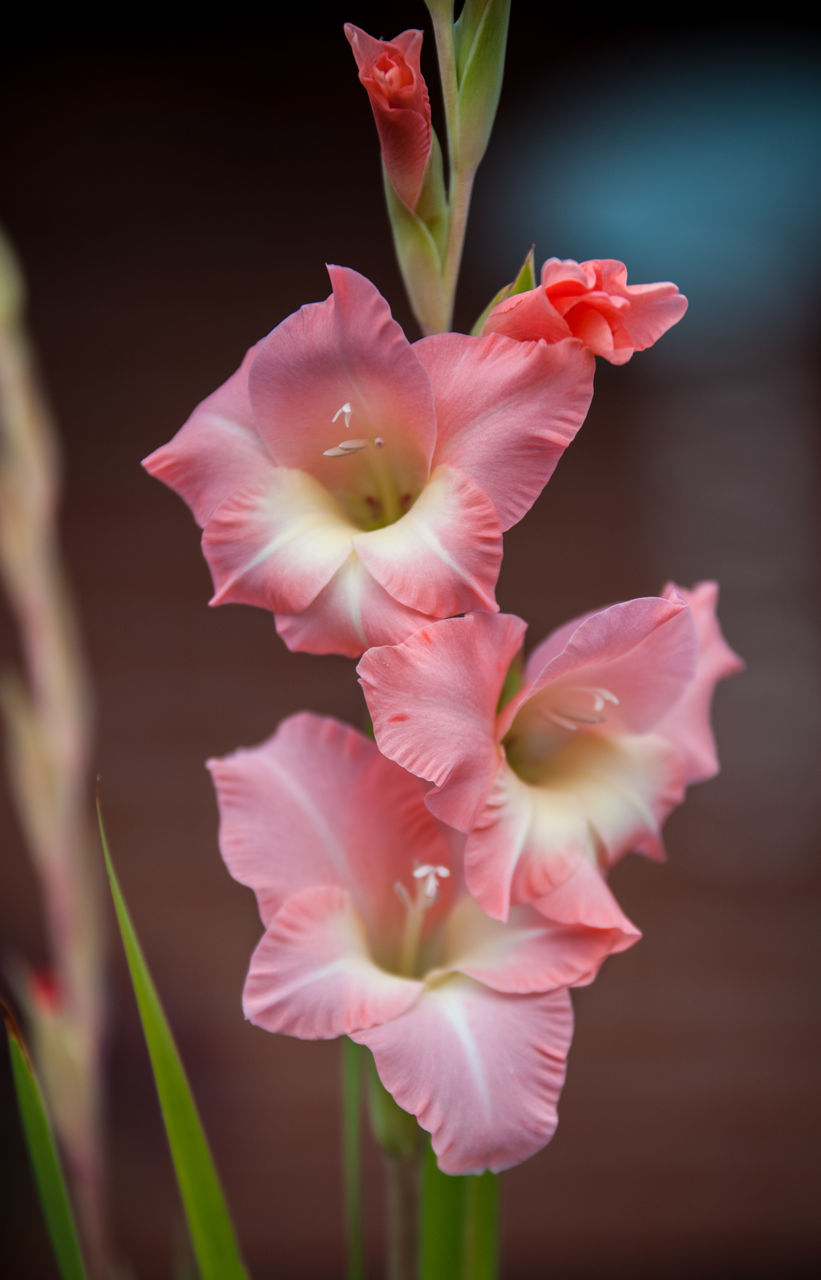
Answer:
[322, 402, 399, 525]
[394, 863, 450, 977]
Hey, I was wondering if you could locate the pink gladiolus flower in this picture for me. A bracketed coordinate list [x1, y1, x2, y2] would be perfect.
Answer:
[359, 583, 742, 923]
[143, 266, 594, 657]
[482, 258, 688, 364]
[208, 712, 638, 1174]
[345, 25, 432, 210]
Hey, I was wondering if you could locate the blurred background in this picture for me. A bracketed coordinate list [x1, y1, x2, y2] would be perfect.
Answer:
[1, 6, 819, 1277]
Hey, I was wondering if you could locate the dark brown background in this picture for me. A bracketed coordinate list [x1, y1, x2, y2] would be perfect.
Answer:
[1, 6, 819, 1277]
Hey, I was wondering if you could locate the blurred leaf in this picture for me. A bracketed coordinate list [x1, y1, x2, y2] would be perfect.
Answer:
[98, 806, 249, 1280]
[2, 1001, 88, 1280]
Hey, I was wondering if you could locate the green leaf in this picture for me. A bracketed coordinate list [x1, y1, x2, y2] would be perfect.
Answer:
[2, 1001, 88, 1280]
[98, 806, 249, 1280]
[470, 245, 536, 335]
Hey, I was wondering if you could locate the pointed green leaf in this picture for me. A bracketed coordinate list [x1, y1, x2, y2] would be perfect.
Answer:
[453, 0, 511, 171]
[3, 1001, 88, 1280]
[98, 806, 249, 1280]
[470, 245, 536, 335]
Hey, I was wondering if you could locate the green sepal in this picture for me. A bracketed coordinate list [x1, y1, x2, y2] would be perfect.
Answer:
[471, 244, 536, 336]
[383, 134, 450, 335]
[98, 805, 249, 1280]
[452, 0, 511, 172]
[2, 1001, 89, 1280]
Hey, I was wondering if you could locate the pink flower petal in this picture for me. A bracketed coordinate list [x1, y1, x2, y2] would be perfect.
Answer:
[203, 470, 355, 614]
[358, 613, 527, 830]
[249, 266, 436, 490]
[464, 764, 589, 921]
[353, 465, 502, 617]
[414, 332, 594, 530]
[440, 894, 635, 993]
[353, 978, 574, 1174]
[275, 553, 435, 657]
[208, 712, 451, 933]
[655, 581, 744, 783]
[512, 595, 698, 738]
[142, 346, 269, 527]
[244, 885, 422, 1039]
[533, 858, 640, 953]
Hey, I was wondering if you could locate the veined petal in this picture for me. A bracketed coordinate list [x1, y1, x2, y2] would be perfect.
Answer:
[249, 266, 436, 488]
[415, 331, 594, 530]
[142, 346, 270, 527]
[353, 465, 502, 617]
[203, 469, 355, 613]
[244, 886, 422, 1039]
[655, 581, 744, 783]
[517, 595, 698, 737]
[465, 764, 589, 921]
[533, 859, 640, 953]
[276, 552, 434, 658]
[358, 613, 527, 831]
[353, 977, 574, 1175]
[439, 894, 633, 993]
[209, 713, 451, 935]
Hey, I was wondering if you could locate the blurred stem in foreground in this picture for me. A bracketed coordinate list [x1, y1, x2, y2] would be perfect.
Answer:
[0, 229, 106, 1277]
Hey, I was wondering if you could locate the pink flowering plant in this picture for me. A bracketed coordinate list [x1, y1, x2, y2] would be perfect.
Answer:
[0, 3, 735, 1278]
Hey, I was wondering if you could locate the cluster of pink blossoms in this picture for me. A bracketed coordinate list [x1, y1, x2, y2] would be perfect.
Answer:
[143, 26, 740, 1177]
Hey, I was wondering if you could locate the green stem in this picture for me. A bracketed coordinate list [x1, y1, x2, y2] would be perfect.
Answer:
[342, 1038, 365, 1280]
[463, 1171, 499, 1279]
[385, 1148, 421, 1280]
[419, 1138, 466, 1279]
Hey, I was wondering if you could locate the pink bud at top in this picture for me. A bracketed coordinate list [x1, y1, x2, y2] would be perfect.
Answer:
[345, 24, 432, 210]
[483, 258, 688, 364]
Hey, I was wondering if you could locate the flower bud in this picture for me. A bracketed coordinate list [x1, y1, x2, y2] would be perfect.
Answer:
[345, 24, 433, 211]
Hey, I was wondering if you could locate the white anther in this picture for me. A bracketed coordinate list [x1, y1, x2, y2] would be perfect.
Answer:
[541, 685, 619, 733]
[413, 863, 450, 902]
[374, 436, 384, 448]
[575, 686, 620, 712]
[323, 438, 369, 457]
[332, 401, 353, 429]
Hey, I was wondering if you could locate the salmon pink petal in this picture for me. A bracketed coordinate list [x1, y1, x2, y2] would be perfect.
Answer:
[276, 554, 435, 658]
[353, 466, 502, 617]
[353, 978, 574, 1174]
[203, 471, 354, 613]
[414, 332, 594, 530]
[481, 287, 571, 344]
[655, 581, 744, 783]
[208, 713, 449, 930]
[439, 895, 634, 993]
[249, 265, 435, 486]
[464, 765, 589, 921]
[515, 595, 698, 738]
[358, 613, 527, 830]
[142, 347, 269, 527]
[243, 885, 422, 1039]
[534, 859, 640, 951]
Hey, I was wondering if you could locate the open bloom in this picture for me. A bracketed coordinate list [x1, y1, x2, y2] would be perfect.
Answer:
[482, 258, 688, 364]
[345, 25, 432, 210]
[143, 266, 594, 657]
[209, 712, 637, 1174]
[359, 583, 742, 923]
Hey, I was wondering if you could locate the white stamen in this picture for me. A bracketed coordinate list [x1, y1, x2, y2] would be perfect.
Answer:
[374, 436, 384, 448]
[394, 881, 412, 909]
[323, 438, 369, 457]
[332, 401, 353, 429]
[413, 863, 450, 902]
[542, 685, 620, 733]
